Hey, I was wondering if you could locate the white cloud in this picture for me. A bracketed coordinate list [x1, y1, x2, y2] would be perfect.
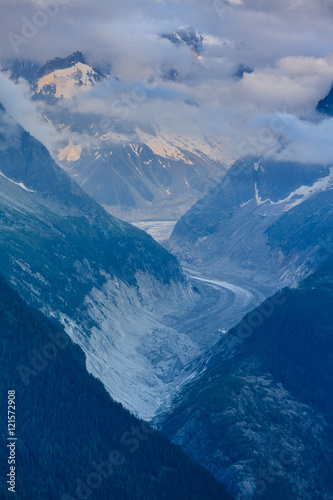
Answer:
[0, 72, 59, 150]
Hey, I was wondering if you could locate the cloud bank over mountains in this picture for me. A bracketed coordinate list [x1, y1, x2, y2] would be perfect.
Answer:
[1, 0, 333, 164]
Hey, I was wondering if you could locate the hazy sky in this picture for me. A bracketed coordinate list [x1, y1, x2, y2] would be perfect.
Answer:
[1, 0, 333, 163]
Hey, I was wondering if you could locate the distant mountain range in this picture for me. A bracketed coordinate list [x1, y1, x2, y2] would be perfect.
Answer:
[3, 51, 230, 226]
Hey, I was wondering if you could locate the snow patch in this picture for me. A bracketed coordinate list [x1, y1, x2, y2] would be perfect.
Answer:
[254, 170, 333, 209]
[37, 62, 100, 99]
[0, 171, 36, 193]
[129, 143, 143, 156]
[58, 141, 82, 162]
[254, 183, 270, 206]
[282, 172, 333, 210]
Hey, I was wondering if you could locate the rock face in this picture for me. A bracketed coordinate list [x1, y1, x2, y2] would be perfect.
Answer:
[161, 27, 205, 54]
[157, 260, 333, 499]
[0, 105, 219, 420]
[316, 83, 333, 116]
[169, 157, 333, 290]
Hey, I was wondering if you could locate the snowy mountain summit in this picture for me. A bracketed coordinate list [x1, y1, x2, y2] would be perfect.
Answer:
[161, 27, 204, 55]
[33, 51, 105, 101]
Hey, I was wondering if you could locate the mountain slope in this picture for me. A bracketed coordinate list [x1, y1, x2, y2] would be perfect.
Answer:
[157, 260, 333, 499]
[0, 104, 215, 420]
[0, 274, 233, 500]
[59, 126, 226, 225]
[316, 83, 333, 116]
[169, 157, 333, 290]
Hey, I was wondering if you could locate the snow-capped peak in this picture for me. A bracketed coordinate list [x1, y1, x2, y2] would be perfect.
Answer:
[36, 62, 101, 99]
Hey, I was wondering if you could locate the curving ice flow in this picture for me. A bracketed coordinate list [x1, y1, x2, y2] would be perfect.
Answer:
[188, 275, 254, 309]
